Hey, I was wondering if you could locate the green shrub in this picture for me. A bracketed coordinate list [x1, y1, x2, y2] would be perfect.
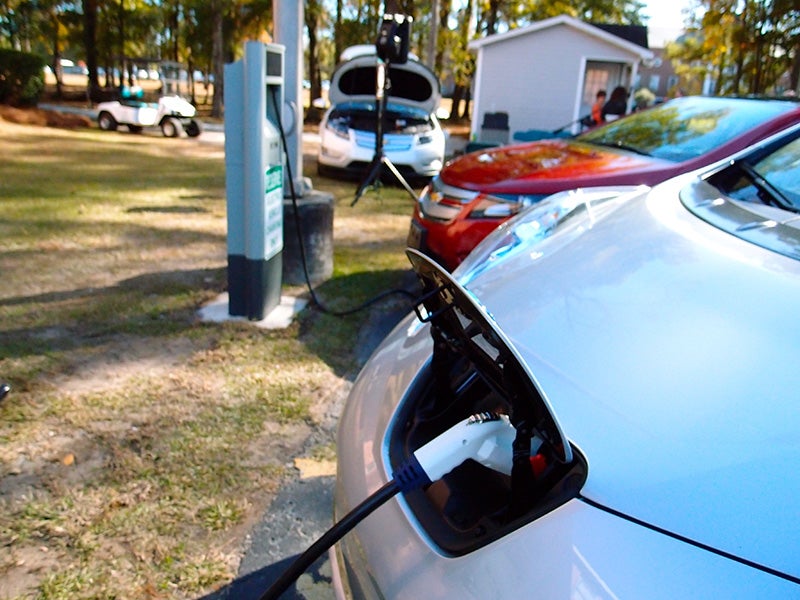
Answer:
[0, 49, 46, 106]
[634, 87, 657, 110]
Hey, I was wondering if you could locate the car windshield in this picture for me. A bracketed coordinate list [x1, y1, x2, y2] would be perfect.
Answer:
[578, 96, 798, 163]
[716, 135, 800, 212]
[329, 101, 433, 133]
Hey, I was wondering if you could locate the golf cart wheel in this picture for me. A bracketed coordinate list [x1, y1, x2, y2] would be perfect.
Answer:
[127, 124, 143, 134]
[185, 120, 202, 138]
[161, 117, 183, 138]
[98, 112, 117, 131]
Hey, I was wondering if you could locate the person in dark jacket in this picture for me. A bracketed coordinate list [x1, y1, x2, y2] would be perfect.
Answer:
[602, 86, 628, 121]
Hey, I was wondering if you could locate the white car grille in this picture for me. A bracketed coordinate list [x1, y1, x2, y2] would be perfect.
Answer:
[355, 131, 412, 152]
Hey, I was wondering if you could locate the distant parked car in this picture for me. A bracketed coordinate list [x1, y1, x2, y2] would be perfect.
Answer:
[332, 121, 800, 599]
[317, 45, 446, 181]
[409, 95, 800, 270]
[46, 59, 87, 77]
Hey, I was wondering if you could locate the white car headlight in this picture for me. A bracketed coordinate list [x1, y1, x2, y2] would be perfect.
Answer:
[468, 193, 548, 219]
[324, 117, 350, 140]
[417, 177, 478, 222]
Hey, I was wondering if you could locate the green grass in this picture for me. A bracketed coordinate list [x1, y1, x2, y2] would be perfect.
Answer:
[0, 116, 419, 599]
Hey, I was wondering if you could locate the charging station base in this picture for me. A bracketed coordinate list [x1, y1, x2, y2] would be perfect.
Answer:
[227, 253, 283, 321]
[198, 292, 307, 330]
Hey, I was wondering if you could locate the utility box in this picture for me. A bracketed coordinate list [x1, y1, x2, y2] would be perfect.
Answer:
[224, 42, 285, 320]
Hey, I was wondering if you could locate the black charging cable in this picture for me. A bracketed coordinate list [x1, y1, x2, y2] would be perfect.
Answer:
[258, 413, 516, 599]
[258, 479, 399, 600]
[268, 87, 418, 317]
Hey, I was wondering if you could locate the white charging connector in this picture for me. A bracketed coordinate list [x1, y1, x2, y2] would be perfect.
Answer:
[393, 412, 516, 492]
[260, 412, 517, 599]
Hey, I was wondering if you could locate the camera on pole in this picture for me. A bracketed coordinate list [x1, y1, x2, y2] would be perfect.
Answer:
[376, 13, 411, 65]
[352, 10, 416, 206]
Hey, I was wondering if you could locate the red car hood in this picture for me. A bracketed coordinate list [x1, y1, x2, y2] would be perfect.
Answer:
[442, 140, 669, 193]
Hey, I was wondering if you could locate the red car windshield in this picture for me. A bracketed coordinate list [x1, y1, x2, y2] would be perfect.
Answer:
[579, 96, 799, 163]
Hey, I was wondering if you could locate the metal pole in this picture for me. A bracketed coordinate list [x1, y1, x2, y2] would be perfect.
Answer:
[273, 0, 305, 196]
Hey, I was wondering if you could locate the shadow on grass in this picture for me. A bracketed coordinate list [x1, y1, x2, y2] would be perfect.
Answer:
[198, 554, 331, 600]
[1, 262, 422, 388]
[0, 267, 227, 363]
[297, 267, 422, 377]
[0, 267, 224, 309]
[127, 205, 210, 214]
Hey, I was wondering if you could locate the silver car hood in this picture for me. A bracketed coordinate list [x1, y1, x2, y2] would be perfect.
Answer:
[459, 175, 800, 580]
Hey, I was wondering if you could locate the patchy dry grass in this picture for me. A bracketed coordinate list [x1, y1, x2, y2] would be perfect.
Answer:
[0, 114, 420, 599]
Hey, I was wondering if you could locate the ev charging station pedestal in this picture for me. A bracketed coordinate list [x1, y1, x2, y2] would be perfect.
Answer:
[224, 42, 285, 321]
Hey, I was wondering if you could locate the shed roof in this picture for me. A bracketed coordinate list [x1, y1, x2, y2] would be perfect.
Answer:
[468, 14, 653, 60]
[591, 23, 649, 49]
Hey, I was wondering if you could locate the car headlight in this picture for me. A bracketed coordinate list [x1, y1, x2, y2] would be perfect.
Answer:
[324, 117, 350, 140]
[417, 178, 479, 222]
[468, 193, 548, 219]
[456, 186, 648, 283]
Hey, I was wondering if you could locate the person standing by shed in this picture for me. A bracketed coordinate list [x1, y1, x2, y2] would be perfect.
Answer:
[591, 89, 607, 125]
[602, 86, 628, 121]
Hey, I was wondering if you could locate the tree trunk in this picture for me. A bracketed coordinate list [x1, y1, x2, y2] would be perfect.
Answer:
[168, 4, 179, 61]
[435, 0, 452, 72]
[713, 55, 726, 95]
[53, 32, 63, 99]
[211, 2, 224, 118]
[306, 0, 321, 108]
[486, 0, 501, 35]
[426, 0, 439, 70]
[335, 0, 343, 62]
[450, 84, 464, 120]
[188, 57, 196, 105]
[790, 46, 800, 92]
[82, 0, 100, 102]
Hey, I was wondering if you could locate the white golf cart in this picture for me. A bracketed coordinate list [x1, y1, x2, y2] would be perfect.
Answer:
[96, 61, 202, 138]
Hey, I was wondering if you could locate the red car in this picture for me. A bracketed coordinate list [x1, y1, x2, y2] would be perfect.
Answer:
[409, 96, 800, 270]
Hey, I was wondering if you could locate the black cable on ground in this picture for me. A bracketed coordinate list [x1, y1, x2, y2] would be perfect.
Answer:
[269, 87, 419, 317]
[258, 479, 401, 600]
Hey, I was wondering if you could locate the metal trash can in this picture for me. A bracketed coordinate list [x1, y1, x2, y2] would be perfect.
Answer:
[282, 191, 334, 286]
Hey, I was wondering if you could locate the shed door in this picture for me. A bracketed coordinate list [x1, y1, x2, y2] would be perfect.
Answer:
[581, 61, 627, 124]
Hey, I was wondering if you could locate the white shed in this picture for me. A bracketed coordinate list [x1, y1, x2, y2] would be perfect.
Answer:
[468, 15, 654, 143]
